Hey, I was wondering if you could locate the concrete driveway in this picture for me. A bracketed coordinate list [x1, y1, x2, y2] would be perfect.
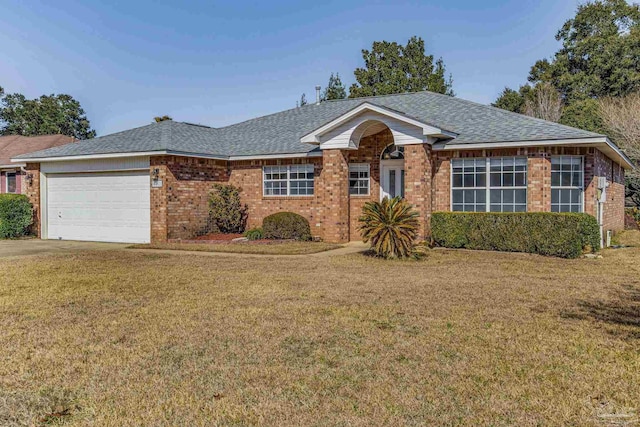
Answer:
[0, 239, 129, 258]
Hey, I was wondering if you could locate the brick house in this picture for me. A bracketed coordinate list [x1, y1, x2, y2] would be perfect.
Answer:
[0, 134, 75, 195]
[13, 91, 634, 245]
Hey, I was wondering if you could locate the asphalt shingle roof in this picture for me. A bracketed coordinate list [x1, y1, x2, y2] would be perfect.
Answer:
[15, 91, 604, 160]
[1, 134, 76, 165]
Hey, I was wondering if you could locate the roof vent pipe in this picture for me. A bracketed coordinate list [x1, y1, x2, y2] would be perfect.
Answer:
[315, 86, 321, 105]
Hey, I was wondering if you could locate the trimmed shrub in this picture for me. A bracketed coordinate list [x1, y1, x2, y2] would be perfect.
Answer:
[431, 212, 600, 259]
[358, 196, 423, 259]
[208, 184, 248, 234]
[244, 227, 264, 240]
[262, 212, 311, 241]
[0, 194, 33, 239]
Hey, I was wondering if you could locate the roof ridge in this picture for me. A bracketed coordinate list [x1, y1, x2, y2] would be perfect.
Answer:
[321, 89, 438, 103]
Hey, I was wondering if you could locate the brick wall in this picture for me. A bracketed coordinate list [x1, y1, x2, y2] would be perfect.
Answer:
[24, 163, 40, 237]
[592, 149, 626, 232]
[228, 158, 322, 235]
[404, 144, 432, 240]
[151, 155, 229, 242]
[346, 131, 386, 241]
[21, 140, 628, 245]
[432, 147, 626, 232]
[321, 149, 350, 243]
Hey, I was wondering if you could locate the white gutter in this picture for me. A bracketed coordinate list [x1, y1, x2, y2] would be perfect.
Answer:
[11, 151, 167, 163]
[11, 149, 322, 164]
[0, 163, 26, 168]
[228, 152, 322, 161]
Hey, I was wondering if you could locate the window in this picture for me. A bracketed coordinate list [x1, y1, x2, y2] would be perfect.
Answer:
[551, 156, 583, 212]
[451, 158, 487, 212]
[380, 144, 404, 160]
[349, 163, 370, 195]
[451, 157, 527, 212]
[263, 164, 314, 196]
[489, 157, 527, 212]
[6, 172, 16, 194]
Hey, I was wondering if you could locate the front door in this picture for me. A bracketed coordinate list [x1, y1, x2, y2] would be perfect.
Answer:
[380, 160, 405, 200]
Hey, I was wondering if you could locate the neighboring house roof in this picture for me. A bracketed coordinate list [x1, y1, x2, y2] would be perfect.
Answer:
[14, 90, 611, 161]
[1, 134, 76, 167]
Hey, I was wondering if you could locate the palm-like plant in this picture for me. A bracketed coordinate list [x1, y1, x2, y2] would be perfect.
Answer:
[358, 197, 421, 259]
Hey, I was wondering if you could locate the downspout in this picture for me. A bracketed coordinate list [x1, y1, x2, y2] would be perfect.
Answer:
[598, 198, 604, 249]
[596, 177, 609, 249]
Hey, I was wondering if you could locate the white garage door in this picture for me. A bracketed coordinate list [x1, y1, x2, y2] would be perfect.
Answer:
[46, 171, 150, 243]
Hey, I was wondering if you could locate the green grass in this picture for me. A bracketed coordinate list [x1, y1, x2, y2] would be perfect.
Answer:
[1, 231, 639, 425]
[128, 241, 342, 255]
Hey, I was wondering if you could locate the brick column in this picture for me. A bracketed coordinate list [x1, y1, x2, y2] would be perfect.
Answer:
[319, 149, 350, 243]
[404, 144, 432, 240]
[150, 156, 169, 243]
[527, 151, 551, 212]
[24, 163, 41, 238]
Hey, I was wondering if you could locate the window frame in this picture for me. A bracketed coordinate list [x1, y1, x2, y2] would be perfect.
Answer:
[450, 157, 528, 213]
[550, 155, 584, 213]
[262, 164, 315, 197]
[348, 163, 370, 196]
[6, 172, 17, 194]
[488, 157, 528, 213]
[450, 158, 487, 212]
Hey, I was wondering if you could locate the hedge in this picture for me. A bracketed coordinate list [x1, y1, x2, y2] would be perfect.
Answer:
[431, 212, 600, 258]
[262, 212, 311, 241]
[0, 194, 33, 239]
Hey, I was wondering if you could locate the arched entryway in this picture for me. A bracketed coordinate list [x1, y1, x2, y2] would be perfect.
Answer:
[379, 144, 405, 200]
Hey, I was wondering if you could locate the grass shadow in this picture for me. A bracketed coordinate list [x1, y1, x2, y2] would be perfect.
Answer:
[564, 285, 640, 339]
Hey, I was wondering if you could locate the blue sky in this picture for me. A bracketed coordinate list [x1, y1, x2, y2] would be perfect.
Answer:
[0, 0, 584, 136]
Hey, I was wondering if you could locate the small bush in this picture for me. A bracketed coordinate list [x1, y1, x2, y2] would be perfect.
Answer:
[208, 184, 248, 234]
[0, 194, 33, 238]
[431, 212, 600, 259]
[262, 212, 311, 241]
[359, 197, 423, 259]
[244, 227, 264, 240]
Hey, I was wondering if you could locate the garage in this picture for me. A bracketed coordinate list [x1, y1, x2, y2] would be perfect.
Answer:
[43, 163, 151, 243]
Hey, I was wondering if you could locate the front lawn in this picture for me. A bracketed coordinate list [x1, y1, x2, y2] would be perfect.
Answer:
[1, 234, 639, 425]
[129, 241, 341, 255]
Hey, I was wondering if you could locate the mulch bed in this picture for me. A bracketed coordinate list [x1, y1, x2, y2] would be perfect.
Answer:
[169, 233, 292, 245]
[193, 233, 243, 241]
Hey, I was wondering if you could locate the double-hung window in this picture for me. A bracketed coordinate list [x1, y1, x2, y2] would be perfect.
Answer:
[489, 157, 527, 212]
[551, 156, 583, 212]
[452, 157, 527, 212]
[349, 163, 370, 195]
[451, 158, 487, 211]
[263, 164, 314, 196]
[6, 172, 16, 194]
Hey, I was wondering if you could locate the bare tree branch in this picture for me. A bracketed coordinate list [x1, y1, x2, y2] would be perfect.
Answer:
[599, 92, 640, 206]
[523, 83, 563, 122]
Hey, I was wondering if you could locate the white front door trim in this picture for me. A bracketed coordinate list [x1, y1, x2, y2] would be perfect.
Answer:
[380, 159, 405, 201]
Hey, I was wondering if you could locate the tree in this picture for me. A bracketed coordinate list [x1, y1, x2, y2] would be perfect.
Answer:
[321, 73, 346, 101]
[547, 0, 640, 101]
[154, 115, 172, 122]
[492, 0, 640, 132]
[523, 82, 563, 122]
[0, 92, 95, 139]
[349, 36, 454, 98]
[492, 87, 526, 113]
[299, 93, 307, 107]
[598, 92, 640, 206]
